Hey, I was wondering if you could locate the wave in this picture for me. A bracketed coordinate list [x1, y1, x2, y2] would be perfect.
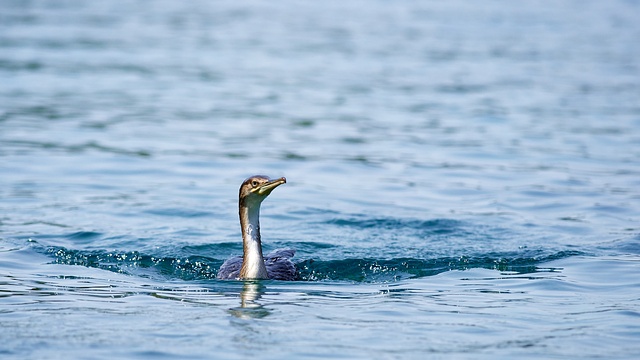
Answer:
[43, 246, 582, 283]
[296, 251, 581, 282]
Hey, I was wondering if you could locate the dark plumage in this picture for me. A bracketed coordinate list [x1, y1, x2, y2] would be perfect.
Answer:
[217, 249, 297, 280]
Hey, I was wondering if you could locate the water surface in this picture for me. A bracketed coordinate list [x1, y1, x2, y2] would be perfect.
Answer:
[1, 1, 640, 359]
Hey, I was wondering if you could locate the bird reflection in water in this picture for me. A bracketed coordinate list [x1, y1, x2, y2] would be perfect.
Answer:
[228, 281, 270, 319]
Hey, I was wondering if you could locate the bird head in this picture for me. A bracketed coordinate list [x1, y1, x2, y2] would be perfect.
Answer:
[239, 175, 286, 208]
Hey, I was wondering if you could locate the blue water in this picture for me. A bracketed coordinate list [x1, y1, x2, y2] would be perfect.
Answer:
[2, 0, 640, 358]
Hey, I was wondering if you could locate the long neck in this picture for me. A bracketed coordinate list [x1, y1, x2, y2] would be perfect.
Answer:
[239, 202, 269, 279]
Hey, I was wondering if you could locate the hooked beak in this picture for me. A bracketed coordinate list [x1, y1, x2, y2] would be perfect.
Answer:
[254, 177, 286, 196]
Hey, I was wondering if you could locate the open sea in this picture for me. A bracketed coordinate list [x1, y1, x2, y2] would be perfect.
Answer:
[1, 0, 640, 359]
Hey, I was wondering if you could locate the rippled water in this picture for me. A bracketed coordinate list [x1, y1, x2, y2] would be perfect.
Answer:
[2, 0, 640, 358]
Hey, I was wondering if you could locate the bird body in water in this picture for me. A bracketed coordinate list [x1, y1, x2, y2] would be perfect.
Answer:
[217, 175, 297, 281]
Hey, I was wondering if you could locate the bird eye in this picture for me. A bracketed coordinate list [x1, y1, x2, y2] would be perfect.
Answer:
[251, 180, 259, 187]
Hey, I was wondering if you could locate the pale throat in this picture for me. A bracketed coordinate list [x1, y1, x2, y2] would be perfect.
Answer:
[243, 205, 262, 243]
[240, 202, 268, 278]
